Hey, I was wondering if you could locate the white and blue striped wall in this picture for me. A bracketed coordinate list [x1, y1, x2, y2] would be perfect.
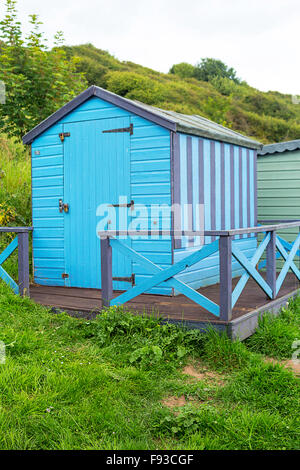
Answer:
[172, 132, 257, 290]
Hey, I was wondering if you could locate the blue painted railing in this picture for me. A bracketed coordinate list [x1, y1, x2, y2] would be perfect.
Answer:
[0, 227, 32, 296]
[99, 221, 300, 321]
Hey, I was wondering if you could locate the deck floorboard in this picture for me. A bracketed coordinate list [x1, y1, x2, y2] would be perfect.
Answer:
[30, 273, 300, 324]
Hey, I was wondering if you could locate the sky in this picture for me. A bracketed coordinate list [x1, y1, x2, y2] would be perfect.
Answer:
[1, 0, 299, 95]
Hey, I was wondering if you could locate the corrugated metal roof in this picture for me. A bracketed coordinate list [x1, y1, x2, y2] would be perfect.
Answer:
[23, 85, 262, 149]
[258, 139, 300, 156]
[132, 101, 262, 149]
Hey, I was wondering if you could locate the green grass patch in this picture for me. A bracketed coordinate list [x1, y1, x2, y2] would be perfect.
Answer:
[246, 297, 300, 359]
[0, 283, 299, 450]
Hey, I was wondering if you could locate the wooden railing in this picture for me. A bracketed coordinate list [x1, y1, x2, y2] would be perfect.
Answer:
[99, 221, 300, 321]
[0, 227, 33, 296]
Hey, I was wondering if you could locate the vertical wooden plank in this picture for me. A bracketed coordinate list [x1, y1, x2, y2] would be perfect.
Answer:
[266, 230, 276, 299]
[187, 136, 194, 245]
[239, 147, 243, 239]
[173, 133, 181, 249]
[101, 237, 113, 307]
[219, 235, 232, 321]
[210, 141, 216, 241]
[254, 151, 258, 226]
[230, 145, 235, 230]
[246, 149, 251, 237]
[198, 139, 205, 245]
[18, 232, 30, 297]
[220, 143, 225, 230]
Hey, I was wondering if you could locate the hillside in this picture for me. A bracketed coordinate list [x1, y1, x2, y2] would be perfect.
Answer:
[63, 44, 300, 144]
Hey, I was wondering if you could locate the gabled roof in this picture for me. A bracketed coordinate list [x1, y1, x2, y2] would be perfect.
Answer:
[23, 85, 262, 149]
[258, 139, 300, 156]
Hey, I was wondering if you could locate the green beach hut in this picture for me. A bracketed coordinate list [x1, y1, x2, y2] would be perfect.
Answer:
[257, 139, 300, 262]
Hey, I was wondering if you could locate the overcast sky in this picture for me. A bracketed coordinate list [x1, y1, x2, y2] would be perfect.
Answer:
[1, 0, 299, 94]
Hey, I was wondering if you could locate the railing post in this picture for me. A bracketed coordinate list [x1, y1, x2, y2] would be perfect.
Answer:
[101, 236, 113, 307]
[219, 234, 232, 321]
[18, 231, 30, 297]
[266, 230, 276, 299]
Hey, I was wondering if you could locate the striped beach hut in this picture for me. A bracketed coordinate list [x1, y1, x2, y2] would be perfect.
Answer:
[23, 85, 261, 295]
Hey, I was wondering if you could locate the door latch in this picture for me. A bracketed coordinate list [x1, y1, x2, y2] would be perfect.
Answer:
[59, 132, 70, 142]
[59, 199, 69, 213]
[112, 273, 135, 286]
[109, 200, 134, 210]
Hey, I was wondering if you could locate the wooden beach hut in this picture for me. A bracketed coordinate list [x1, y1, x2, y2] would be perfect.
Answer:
[258, 139, 300, 262]
[22, 85, 261, 295]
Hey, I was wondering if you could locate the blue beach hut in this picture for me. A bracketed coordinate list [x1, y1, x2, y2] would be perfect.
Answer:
[23, 85, 262, 296]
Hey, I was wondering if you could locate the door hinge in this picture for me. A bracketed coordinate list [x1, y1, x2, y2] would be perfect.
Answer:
[112, 273, 135, 286]
[62, 273, 69, 279]
[102, 123, 133, 135]
[59, 132, 70, 142]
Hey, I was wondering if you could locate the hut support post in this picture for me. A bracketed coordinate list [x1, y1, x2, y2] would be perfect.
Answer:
[266, 230, 276, 299]
[219, 234, 232, 321]
[101, 237, 113, 307]
[18, 231, 30, 297]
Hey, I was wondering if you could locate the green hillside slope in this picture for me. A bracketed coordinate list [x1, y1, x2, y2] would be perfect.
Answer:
[63, 44, 300, 144]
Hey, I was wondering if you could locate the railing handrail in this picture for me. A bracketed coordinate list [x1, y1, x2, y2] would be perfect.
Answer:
[98, 220, 300, 239]
[0, 227, 33, 233]
[99, 220, 300, 321]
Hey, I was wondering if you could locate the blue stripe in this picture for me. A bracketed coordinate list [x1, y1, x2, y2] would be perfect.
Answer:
[224, 144, 231, 230]
[186, 136, 194, 245]
[180, 134, 188, 247]
[210, 142, 216, 241]
[204, 139, 211, 244]
[215, 142, 221, 233]
[234, 146, 239, 239]
[249, 150, 254, 227]
[242, 148, 248, 238]
[192, 137, 200, 246]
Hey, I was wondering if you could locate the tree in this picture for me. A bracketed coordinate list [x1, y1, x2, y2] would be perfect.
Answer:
[0, 0, 87, 138]
[194, 58, 240, 84]
[169, 62, 195, 79]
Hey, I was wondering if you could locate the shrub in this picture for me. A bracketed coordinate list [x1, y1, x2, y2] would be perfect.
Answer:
[106, 71, 165, 105]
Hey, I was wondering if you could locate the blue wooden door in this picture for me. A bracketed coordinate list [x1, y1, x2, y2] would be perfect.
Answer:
[63, 117, 132, 289]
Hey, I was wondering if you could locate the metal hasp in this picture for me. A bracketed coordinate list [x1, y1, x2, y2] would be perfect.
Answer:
[112, 273, 136, 286]
[109, 200, 134, 210]
[59, 199, 69, 213]
[61, 273, 69, 279]
[59, 132, 70, 142]
[102, 123, 133, 135]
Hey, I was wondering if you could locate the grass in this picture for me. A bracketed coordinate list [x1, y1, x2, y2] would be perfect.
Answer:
[0, 282, 299, 450]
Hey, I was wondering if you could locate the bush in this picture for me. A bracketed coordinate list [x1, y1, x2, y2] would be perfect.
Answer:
[106, 71, 165, 105]
[169, 62, 196, 79]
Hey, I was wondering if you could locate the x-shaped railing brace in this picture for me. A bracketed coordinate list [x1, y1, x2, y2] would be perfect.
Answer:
[232, 232, 300, 306]
[107, 237, 221, 317]
[0, 237, 19, 294]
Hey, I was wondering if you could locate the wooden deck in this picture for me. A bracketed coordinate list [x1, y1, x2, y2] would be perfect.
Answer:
[30, 273, 300, 339]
